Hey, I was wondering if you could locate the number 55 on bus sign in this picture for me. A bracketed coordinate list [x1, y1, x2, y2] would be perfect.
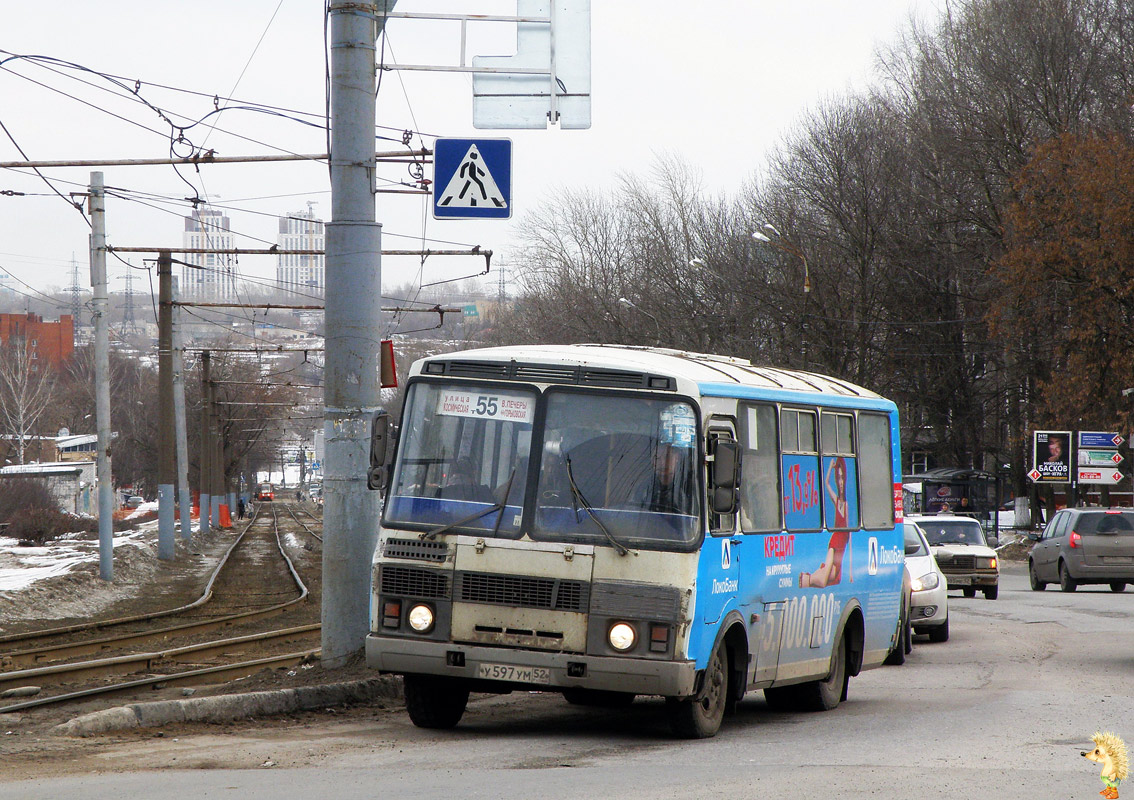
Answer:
[437, 390, 534, 424]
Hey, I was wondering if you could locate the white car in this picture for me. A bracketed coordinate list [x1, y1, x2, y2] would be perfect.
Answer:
[907, 514, 1000, 600]
[903, 521, 949, 642]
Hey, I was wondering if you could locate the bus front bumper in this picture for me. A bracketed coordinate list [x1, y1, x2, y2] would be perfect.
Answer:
[366, 634, 698, 697]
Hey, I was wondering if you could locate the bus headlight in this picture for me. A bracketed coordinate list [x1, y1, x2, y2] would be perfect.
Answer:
[608, 622, 636, 652]
[408, 603, 435, 633]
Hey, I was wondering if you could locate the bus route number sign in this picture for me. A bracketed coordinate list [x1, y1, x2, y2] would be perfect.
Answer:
[437, 390, 534, 424]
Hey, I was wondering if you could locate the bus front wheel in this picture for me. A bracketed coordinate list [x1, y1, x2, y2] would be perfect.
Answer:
[403, 674, 469, 729]
[668, 644, 728, 738]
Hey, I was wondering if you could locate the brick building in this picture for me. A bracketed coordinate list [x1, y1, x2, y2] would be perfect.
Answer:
[0, 313, 75, 369]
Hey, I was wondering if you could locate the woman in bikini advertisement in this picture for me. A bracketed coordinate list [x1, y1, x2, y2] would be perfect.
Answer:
[799, 456, 860, 588]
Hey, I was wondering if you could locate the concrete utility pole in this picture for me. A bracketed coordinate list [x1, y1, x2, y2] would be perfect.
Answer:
[172, 282, 192, 540]
[210, 371, 223, 529]
[322, 0, 390, 668]
[212, 396, 224, 528]
[156, 251, 176, 560]
[88, 172, 114, 581]
[199, 350, 211, 535]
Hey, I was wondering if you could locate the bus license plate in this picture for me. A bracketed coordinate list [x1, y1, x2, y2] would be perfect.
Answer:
[477, 663, 552, 684]
[949, 576, 971, 586]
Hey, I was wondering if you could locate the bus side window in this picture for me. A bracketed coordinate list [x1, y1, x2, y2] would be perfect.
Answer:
[820, 411, 858, 530]
[740, 403, 781, 532]
[781, 408, 821, 531]
[858, 412, 894, 528]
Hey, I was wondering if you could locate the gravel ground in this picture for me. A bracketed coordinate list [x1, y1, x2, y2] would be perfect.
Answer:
[0, 506, 391, 773]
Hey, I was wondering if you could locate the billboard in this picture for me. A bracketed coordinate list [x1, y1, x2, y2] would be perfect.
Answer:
[1031, 431, 1071, 484]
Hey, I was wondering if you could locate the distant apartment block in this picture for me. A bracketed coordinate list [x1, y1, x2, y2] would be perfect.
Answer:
[277, 207, 324, 296]
[182, 207, 237, 300]
[0, 270, 16, 297]
[0, 312, 74, 369]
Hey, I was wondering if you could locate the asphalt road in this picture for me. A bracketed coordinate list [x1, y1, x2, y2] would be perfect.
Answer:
[5, 562, 1132, 800]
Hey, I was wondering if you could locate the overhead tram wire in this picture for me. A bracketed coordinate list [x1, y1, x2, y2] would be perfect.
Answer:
[1, 170, 443, 242]
[200, 0, 285, 150]
[0, 117, 89, 227]
[377, 32, 457, 339]
[0, 268, 72, 310]
[0, 53, 335, 160]
[183, 305, 325, 340]
[1, 51, 450, 185]
[0, 47, 442, 143]
[4, 58, 487, 316]
[3, 52, 335, 211]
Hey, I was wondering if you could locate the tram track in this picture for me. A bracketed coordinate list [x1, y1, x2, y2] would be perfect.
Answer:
[0, 502, 324, 713]
[283, 502, 323, 542]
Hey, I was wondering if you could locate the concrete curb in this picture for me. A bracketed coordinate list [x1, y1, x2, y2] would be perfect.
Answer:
[52, 677, 402, 737]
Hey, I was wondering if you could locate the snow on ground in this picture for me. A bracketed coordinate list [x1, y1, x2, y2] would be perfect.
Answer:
[0, 522, 158, 592]
[126, 501, 160, 520]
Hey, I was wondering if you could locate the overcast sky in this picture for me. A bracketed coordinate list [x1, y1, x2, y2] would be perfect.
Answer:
[0, 0, 943, 312]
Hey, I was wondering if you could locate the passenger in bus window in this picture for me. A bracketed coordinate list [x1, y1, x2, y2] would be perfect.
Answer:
[613, 438, 694, 516]
[441, 458, 493, 503]
[494, 456, 528, 507]
[645, 445, 686, 513]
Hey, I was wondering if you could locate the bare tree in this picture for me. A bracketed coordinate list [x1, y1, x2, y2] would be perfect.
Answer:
[0, 338, 57, 464]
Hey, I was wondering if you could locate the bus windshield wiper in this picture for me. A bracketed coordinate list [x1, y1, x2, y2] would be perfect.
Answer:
[565, 456, 633, 557]
[422, 468, 517, 541]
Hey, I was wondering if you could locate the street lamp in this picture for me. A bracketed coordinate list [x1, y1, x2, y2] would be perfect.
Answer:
[753, 226, 810, 293]
[618, 297, 662, 346]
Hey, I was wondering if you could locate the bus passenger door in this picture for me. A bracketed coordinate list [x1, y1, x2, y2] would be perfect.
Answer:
[750, 601, 785, 688]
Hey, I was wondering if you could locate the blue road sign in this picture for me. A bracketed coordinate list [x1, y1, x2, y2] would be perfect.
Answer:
[1079, 431, 1124, 449]
[433, 138, 512, 219]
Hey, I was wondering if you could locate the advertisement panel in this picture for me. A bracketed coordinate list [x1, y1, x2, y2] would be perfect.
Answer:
[1031, 431, 1071, 484]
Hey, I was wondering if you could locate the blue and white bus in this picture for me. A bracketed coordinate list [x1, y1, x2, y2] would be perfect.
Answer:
[365, 345, 905, 737]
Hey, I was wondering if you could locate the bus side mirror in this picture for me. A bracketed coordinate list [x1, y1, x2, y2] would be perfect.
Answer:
[368, 410, 390, 491]
[710, 438, 740, 515]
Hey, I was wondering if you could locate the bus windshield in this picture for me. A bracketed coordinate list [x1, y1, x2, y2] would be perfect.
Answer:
[533, 391, 701, 549]
[385, 382, 535, 537]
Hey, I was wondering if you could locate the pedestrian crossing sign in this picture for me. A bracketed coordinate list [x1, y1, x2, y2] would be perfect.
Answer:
[433, 138, 512, 219]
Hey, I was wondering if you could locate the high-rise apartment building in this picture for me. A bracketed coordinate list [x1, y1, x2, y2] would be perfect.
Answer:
[182, 207, 237, 300]
[276, 206, 324, 296]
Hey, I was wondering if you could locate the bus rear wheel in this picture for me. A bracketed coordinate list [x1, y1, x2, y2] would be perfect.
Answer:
[884, 596, 910, 666]
[668, 644, 728, 738]
[403, 674, 469, 729]
[797, 634, 847, 712]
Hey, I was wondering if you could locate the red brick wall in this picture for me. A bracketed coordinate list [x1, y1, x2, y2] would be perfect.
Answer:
[0, 313, 74, 369]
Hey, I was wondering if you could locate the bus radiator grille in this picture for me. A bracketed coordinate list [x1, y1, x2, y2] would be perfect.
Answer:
[378, 565, 452, 599]
[455, 571, 589, 612]
[382, 538, 449, 563]
[589, 581, 683, 622]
